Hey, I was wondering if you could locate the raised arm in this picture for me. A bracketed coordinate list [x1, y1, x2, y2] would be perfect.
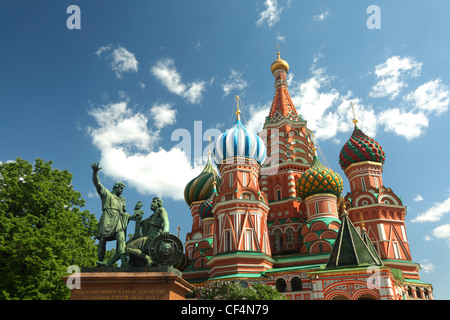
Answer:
[90, 162, 103, 193]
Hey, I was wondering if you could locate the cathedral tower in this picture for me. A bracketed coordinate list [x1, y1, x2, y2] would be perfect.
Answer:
[260, 51, 315, 255]
[339, 112, 419, 280]
[208, 98, 274, 279]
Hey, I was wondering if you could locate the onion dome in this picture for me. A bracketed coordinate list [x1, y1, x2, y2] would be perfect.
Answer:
[296, 154, 344, 200]
[199, 196, 214, 220]
[271, 51, 289, 74]
[212, 105, 266, 165]
[184, 156, 220, 206]
[339, 125, 386, 171]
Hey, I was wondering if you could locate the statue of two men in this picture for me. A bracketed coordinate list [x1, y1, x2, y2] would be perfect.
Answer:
[91, 162, 169, 267]
[127, 197, 170, 266]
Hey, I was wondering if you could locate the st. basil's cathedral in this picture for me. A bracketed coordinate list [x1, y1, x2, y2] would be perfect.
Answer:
[179, 51, 433, 300]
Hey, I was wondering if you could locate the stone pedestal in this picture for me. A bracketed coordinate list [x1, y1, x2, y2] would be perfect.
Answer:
[63, 266, 194, 300]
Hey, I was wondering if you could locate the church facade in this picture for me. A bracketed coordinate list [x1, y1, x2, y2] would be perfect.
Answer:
[180, 51, 433, 300]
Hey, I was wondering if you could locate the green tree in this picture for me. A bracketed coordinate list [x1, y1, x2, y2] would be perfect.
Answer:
[194, 281, 288, 300]
[0, 158, 98, 300]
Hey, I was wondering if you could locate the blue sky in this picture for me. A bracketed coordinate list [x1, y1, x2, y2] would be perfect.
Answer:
[1, 1, 450, 299]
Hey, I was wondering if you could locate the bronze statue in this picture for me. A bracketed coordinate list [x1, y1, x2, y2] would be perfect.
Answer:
[90, 162, 140, 267]
[126, 197, 170, 266]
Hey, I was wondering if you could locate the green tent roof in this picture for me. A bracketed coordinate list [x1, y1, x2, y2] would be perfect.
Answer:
[326, 212, 382, 269]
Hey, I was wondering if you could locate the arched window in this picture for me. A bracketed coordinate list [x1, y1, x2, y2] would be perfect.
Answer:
[276, 188, 282, 201]
[361, 177, 366, 191]
[416, 287, 422, 299]
[291, 277, 303, 291]
[275, 278, 287, 292]
[315, 202, 319, 214]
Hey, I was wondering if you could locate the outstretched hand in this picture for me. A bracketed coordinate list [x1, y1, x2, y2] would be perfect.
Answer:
[90, 162, 102, 172]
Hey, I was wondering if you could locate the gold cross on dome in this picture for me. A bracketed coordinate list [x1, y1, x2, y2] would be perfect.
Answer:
[351, 101, 358, 127]
[208, 136, 211, 157]
[235, 95, 241, 120]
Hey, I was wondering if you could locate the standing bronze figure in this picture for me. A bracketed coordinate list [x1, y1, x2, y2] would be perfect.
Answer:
[91, 162, 139, 267]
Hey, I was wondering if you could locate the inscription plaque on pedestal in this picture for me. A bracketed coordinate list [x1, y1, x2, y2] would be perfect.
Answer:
[64, 267, 194, 300]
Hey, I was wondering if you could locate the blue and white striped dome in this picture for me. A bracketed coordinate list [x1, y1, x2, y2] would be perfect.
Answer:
[212, 118, 266, 165]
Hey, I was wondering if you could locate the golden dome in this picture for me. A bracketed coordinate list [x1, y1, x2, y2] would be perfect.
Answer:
[271, 51, 289, 74]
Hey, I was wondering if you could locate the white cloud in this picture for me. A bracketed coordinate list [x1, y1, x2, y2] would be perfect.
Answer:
[150, 103, 177, 129]
[419, 260, 435, 273]
[369, 56, 422, 100]
[314, 9, 330, 21]
[222, 70, 248, 97]
[414, 194, 424, 202]
[87, 101, 203, 201]
[95, 45, 112, 57]
[256, 0, 282, 27]
[97, 146, 202, 201]
[289, 67, 376, 141]
[245, 103, 270, 134]
[151, 57, 206, 104]
[193, 40, 201, 51]
[96, 45, 138, 79]
[88, 102, 156, 151]
[244, 55, 448, 144]
[243, 64, 377, 143]
[276, 35, 286, 43]
[403, 78, 450, 115]
[432, 224, 450, 247]
[379, 77, 450, 140]
[412, 195, 450, 222]
[378, 108, 429, 141]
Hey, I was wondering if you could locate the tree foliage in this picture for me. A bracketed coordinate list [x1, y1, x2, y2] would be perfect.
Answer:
[194, 280, 288, 300]
[0, 158, 98, 300]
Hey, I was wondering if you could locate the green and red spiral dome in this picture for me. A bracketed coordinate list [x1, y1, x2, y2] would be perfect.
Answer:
[339, 126, 386, 170]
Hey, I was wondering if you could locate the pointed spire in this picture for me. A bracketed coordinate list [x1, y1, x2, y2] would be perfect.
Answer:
[359, 212, 366, 232]
[359, 212, 383, 265]
[267, 50, 302, 123]
[326, 205, 382, 269]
